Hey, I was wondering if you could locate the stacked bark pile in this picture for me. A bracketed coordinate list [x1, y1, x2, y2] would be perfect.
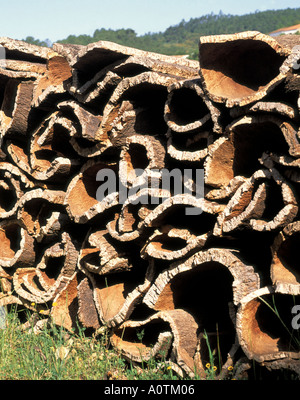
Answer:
[0, 31, 299, 379]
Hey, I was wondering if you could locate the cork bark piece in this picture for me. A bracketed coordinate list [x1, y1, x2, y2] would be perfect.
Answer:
[56, 39, 198, 94]
[86, 260, 154, 328]
[213, 168, 298, 235]
[56, 100, 112, 157]
[119, 134, 166, 189]
[270, 221, 300, 295]
[229, 100, 299, 121]
[50, 272, 79, 331]
[143, 247, 260, 311]
[0, 37, 50, 63]
[198, 31, 290, 107]
[29, 111, 81, 182]
[110, 308, 199, 377]
[205, 114, 300, 190]
[0, 219, 35, 268]
[95, 71, 179, 142]
[138, 196, 223, 260]
[0, 34, 300, 378]
[0, 80, 35, 138]
[79, 228, 133, 275]
[0, 162, 35, 219]
[16, 188, 66, 239]
[164, 78, 222, 134]
[236, 286, 300, 363]
[65, 158, 119, 224]
[77, 276, 101, 330]
[166, 129, 212, 163]
[32, 51, 72, 103]
[12, 232, 78, 304]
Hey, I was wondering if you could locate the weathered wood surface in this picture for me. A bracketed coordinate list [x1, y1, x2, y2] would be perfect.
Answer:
[0, 33, 299, 379]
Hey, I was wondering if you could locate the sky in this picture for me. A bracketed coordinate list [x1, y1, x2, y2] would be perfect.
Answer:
[0, 0, 299, 43]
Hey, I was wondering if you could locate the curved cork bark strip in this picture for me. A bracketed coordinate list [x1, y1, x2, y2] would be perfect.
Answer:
[0, 162, 35, 219]
[110, 319, 173, 367]
[214, 168, 298, 235]
[31, 82, 69, 111]
[0, 37, 50, 63]
[198, 31, 290, 107]
[166, 129, 211, 162]
[72, 71, 122, 114]
[265, 153, 300, 183]
[79, 228, 133, 275]
[12, 232, 78, 304]
[35, 211, 69, 244]
[0, 37, 49, 81]
[110, 309, 199, 377]
[86, 260, 155, 328]
[141, 194, 223, 229]
[77, 276, 101, 330]
[205, 176, 247, 201]
[57, 100, 112, 157]
[107, 99, 168, 148]
[270, 221, 300, 295]
[5, 140, 33, 178]
[119, 134, 166, 188]
[262, 358, 300, 378]
[16, 188, 66, 239]
[0, 219, 35, 268]
[61, 39, 198, 92]
[0, 265, 13, 294]
[205, 114, 300, 188]
[106, 213, 143, 243]
[106, 187, 172, 242]
[29, 111, 81, 182]
[0, 80, 35, 138]
[142, 249, 260, 375]
[204, 136, 236, 189]
[65, 158, 119, 224]
[95, 71, 179, 141]
[0, 61, 44, 79]
[32, 51, 72, 103]
[227, 114, 300, 161]
[139, 196, 223, 259]
[236, 286, 300, 363]
[143, 247, 260, 310]
[50, 272, 79, 331]
[141, 225, 210, 261]
[230, 100, 299, 120]
[0, 294, 22, 308]
[164, 78, 222, 134]
[67, 54, 197, 110]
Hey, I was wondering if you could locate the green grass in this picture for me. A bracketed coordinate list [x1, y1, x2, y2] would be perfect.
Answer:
[0, 304, 299, 381]
[0, 306, 179, 380]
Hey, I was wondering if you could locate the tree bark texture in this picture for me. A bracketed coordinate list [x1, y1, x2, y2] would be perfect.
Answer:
[0, 33, 299, 379]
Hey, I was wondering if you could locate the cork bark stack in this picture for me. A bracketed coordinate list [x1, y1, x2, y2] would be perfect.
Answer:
[0, 31, 299, 379]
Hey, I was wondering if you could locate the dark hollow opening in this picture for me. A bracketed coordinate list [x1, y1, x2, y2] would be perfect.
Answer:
[200, 40, 286, 97]
[168, 87, 210, 126]
[277, 232, 300, 284]
[232, 121, 290, 178]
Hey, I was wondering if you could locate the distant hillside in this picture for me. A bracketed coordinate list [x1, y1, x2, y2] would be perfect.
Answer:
[24, 8, 300, 59]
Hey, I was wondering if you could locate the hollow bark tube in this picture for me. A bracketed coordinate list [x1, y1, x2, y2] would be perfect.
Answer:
[198, 31, 290, 107]
[271, 221, 300, 294]
[236, 286, 300, 363]
[110, 309, 199, 377]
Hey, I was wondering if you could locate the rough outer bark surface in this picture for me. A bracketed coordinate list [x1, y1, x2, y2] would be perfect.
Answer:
[0, 33, 299, 378]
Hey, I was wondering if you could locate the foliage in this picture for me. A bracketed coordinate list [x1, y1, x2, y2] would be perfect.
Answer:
[0, 307, 177, 380]
[22, 8, 300, 59]
[58, 8, 300, 59]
